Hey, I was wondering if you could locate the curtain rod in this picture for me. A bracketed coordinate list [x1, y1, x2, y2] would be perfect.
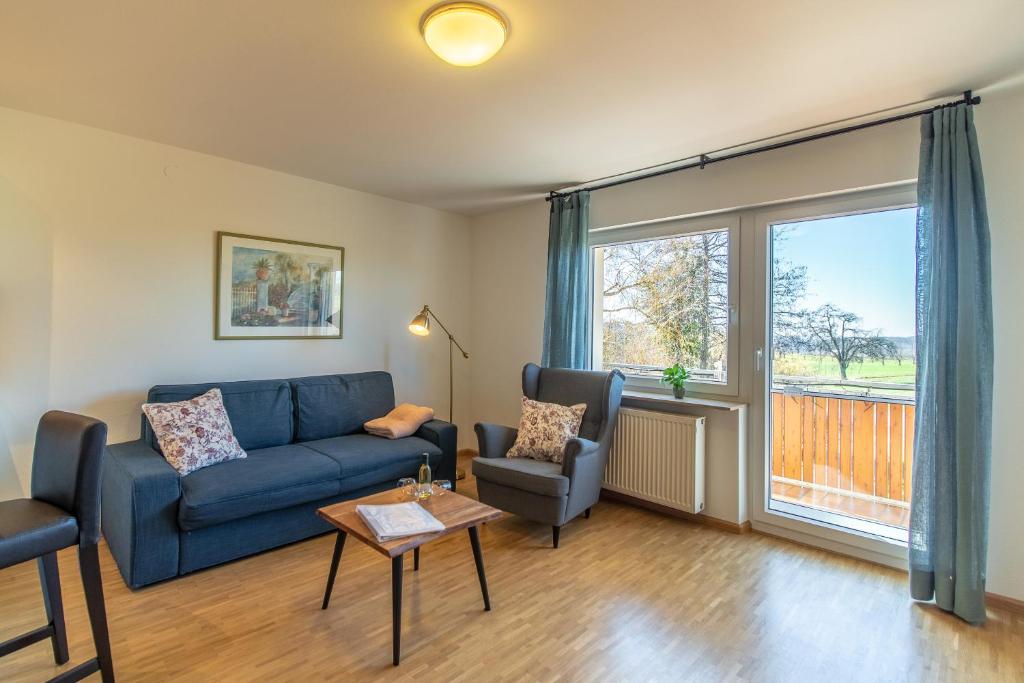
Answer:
[546, 90, 981, 201]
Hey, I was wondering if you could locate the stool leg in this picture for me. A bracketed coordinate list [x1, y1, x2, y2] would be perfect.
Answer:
[38, 552, 69, 664]
[78, 544, 115, 683]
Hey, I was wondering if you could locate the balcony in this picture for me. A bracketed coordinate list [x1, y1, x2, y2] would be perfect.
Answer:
[770, 382, 914, 531]
[604, 363, 915, 533]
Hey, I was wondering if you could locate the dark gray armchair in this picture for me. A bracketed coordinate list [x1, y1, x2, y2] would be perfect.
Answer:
[473, 363, 625, 547]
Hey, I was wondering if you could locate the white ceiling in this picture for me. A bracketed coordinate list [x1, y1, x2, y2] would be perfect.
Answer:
[2, 1, 1023, 215]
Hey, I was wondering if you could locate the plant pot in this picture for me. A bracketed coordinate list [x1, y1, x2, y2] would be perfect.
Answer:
[672, 385, 685, 399]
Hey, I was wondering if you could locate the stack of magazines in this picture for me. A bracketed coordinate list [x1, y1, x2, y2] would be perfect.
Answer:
[356, 502, 445, 542]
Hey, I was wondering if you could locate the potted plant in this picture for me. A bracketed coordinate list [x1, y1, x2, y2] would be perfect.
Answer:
[661, 363, 689, 399]
[254, 257, 272, 281]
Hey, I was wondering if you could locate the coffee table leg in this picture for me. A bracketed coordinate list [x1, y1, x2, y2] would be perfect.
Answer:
[468, 526, 490, 611]
[414, 547, 420, 571]
[392, 554, 403, 666]
[321, 531, 347, 610]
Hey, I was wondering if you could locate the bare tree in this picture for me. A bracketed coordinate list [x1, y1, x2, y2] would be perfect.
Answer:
[602, 232, 729, 370]
[602, 230, 809, 373]
[770, 226, 809, 341]
[784, 304, 900, 379]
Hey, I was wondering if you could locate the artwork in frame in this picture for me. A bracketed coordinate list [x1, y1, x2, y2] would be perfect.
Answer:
[216, 232, 344, 339]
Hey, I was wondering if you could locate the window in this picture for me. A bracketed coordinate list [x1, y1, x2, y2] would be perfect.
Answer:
[766, 205, 916, 542]
[591, 217, 738, 395]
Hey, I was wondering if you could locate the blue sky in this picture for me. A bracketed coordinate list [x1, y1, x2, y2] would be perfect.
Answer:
[773, 207, 917, 337]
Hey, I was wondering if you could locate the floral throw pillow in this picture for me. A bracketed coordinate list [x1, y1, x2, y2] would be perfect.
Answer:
[506, 397, 587, 464]
[142, 388, 247, 476]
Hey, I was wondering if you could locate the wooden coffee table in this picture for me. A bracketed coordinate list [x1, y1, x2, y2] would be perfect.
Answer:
[317, 488, 502, 666]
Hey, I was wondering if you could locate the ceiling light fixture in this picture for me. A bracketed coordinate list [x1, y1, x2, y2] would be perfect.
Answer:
[420, 2, 508, 67]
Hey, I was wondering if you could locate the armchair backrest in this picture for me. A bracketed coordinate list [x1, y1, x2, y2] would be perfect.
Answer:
[521, 363, 625, 444]
[30, 411, 108, 546]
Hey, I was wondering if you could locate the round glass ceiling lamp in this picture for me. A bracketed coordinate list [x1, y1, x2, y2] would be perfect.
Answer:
[421, 2, 508, 67]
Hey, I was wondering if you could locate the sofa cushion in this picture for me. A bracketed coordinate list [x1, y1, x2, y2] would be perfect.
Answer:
[178, 444, 340, 531]
[144, 379, 293, 452]
[291, 372, 396, 441]
[301, 434, 441, 491]
[471, 456, 570, 497]
[142, 388, 247, 476]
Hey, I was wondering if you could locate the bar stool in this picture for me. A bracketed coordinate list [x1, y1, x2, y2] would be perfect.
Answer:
[0, 411, 115, 682]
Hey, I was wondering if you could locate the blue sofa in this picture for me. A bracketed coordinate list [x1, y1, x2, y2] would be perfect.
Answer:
[101, 372, 456, 588]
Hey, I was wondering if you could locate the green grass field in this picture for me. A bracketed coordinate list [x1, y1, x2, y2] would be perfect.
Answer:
[773, 353, 915, 387]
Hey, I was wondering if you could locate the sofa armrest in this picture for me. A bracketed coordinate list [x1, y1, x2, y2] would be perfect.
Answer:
[101, 439, 181, 588]
[474, 423, 518, 459]
[414, 419, 458, 487]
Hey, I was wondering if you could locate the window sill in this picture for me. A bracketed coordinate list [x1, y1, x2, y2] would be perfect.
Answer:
[622, 389, 747, 412]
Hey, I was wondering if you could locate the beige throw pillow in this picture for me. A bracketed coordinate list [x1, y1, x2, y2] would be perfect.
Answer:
[506, 396, 587, 464]
[142, 388, 247, 476]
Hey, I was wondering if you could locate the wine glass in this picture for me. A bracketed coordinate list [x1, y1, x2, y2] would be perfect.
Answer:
[433, 480, 452, 495]
[396, 477, 416, 498]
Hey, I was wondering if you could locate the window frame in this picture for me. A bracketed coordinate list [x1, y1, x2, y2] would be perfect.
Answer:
[590, 213, 741, 398]
[750, 185, 919, 563]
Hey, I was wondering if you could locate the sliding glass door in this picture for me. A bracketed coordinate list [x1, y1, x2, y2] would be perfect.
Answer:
[757, 192, 917, 544]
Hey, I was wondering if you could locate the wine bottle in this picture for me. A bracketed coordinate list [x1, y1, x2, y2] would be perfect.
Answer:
[417, 452, 432, 499]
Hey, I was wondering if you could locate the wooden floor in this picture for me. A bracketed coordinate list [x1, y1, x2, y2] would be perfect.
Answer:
[2, 456, 1022, 682]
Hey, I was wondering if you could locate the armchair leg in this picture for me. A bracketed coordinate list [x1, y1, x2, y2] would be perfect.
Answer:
[39, 552, 69, 665]
[552, 526, 560, 549]
[78, 544, 115, 683]
[584, 507, 592, 519]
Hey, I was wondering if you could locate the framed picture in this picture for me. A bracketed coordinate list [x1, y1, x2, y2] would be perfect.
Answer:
[215, 232, 344, 339]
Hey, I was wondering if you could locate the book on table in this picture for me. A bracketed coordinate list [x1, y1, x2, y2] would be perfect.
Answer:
[356, 502, 446, 542]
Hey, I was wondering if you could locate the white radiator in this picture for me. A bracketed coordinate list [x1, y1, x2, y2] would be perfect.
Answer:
[604, 408, 706, 514]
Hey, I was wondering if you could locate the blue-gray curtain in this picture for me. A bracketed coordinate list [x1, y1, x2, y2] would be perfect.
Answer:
[542, 191, 590, 368]
[910, 103, 993, 624]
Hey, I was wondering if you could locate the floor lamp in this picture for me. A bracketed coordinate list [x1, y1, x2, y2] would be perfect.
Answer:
[408, 304, 469, 479]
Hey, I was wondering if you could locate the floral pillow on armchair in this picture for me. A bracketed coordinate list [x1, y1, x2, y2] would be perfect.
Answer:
[506, 396, 587, 464]
[142, 388, 247, 475]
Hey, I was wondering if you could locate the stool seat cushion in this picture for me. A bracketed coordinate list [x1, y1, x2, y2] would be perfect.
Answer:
[0, 498, 79, 569]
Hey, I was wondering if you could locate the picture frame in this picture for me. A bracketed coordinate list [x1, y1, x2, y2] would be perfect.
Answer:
[215, 231, 344, 340]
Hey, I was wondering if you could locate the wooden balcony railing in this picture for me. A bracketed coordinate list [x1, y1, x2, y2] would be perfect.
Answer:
[770, 389, 915, 508]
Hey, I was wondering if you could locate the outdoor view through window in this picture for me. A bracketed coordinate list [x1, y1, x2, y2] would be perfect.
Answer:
[598, 229, 729, 383]
[769, 207, 916, 538]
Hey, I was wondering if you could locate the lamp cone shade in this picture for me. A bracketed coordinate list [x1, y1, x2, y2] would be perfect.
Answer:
[408, 307, 431, 336]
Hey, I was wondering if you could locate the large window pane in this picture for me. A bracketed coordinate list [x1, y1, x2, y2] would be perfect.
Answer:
[598, 228, 729, 383]
[768, 207, 916, 540]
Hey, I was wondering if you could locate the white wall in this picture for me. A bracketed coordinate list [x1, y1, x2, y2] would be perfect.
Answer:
[468, 86, 1024, 601]
[0, 106, 473, 497]
[976, 85, 1024, 605]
